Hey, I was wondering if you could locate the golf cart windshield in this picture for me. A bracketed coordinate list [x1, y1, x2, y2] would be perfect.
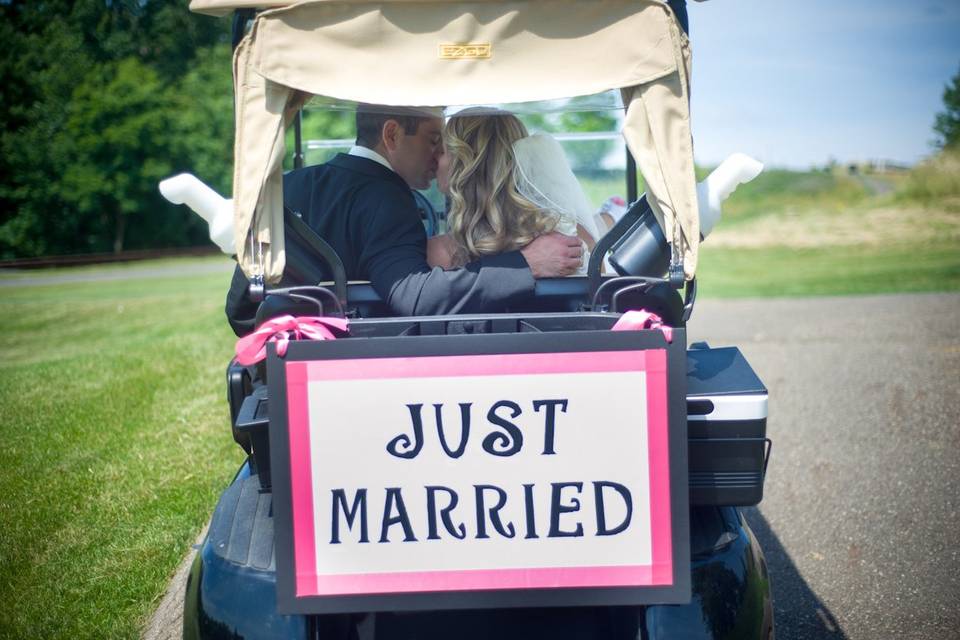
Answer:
[190, 0, 698, 285]
[295, 91, 627, 218]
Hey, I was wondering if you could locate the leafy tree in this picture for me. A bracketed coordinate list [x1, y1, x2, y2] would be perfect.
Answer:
[557, 108, 619, 173]
[934, 65, 960, 149]
[0, 0, 230, 258]
[167, 44, 236, 203]
[60, 58, 174, 252]
[0, 7, 95, 257]
[284, 107, 356, 170]
[518, 96, 619, 173]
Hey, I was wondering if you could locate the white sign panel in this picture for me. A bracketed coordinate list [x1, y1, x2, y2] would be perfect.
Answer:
[282, 350, 673, 598]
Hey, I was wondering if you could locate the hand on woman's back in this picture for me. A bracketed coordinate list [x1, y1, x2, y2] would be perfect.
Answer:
[426, 234, 457, 269]
[520, 232, 583, 278]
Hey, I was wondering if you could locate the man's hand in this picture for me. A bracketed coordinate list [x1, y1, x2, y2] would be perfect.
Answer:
[520, 232, 583, 278]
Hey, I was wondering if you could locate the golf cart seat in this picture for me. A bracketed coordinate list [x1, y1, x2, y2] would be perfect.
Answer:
[257, 202, 687, 325]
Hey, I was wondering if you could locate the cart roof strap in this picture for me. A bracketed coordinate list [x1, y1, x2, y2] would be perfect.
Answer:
[225, 0, 699, 282]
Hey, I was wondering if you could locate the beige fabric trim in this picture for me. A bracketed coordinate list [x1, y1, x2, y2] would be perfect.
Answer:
[621, 25, 698, 278]
[233, 35, 300, 282]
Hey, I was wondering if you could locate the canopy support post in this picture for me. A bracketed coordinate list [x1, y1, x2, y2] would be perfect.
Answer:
[626, 148, 638, 204]
[232, 9, 254, 51]
[294, 110, 305, 170]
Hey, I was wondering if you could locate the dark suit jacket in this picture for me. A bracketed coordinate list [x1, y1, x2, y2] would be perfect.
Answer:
[225, 153, 535, 335]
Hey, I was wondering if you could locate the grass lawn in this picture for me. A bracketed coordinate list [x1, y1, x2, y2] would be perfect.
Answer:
[695, 240, 960, 297]
[0, 258, 243, 639]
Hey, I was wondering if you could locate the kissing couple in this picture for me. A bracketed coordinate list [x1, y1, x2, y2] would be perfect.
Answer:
[226, 104, 605, 335]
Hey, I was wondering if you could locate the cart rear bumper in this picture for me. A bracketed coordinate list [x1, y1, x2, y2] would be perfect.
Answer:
[183, 461, 773, 640]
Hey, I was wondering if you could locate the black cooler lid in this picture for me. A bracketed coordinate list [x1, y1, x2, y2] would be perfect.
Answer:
[686, 347, 767, 398]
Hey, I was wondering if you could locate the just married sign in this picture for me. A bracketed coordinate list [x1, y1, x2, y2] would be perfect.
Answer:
[267, 330, 690, 614]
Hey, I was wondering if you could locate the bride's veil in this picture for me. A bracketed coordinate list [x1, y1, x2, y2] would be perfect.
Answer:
[512, 133, 601, 242]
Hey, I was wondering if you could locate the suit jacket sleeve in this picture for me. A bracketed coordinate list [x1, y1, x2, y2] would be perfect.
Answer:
[358, 190, 535, 316]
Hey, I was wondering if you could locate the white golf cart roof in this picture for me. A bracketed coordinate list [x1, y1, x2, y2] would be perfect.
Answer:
[190, 0, 701, 283]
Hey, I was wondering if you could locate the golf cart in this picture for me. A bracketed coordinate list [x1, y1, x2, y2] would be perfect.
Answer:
[180, 1, 773, 638]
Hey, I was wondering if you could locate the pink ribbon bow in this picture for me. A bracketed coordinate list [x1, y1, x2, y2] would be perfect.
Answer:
[611, 309, 673, 343]
[235, 315, 350, 365]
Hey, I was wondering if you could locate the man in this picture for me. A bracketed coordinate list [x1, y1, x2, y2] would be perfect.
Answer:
[225, 105, 582, 335]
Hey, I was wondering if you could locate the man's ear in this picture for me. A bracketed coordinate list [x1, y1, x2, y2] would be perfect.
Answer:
[381, 119, 402, 152]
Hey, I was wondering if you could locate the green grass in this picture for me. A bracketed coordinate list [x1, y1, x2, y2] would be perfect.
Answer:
[896, 148, 960, 205]
[696, 240, 960, 297]
[0, 263, 242, 639]
[579, 172, 632, 210]
[718, 169, 870, 226]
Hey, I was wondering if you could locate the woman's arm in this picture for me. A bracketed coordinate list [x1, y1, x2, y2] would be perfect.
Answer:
[576, 223, 596, 251]
[426, 234, 457, 269]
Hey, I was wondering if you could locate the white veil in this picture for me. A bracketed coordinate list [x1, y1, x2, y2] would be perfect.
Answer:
[512, 133, 601, 272]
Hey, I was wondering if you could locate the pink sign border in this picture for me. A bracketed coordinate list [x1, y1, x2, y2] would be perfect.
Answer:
[285, 350, 672, 597]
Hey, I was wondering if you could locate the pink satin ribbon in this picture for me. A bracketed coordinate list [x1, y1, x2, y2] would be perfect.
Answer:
[235, 315, 350, 365]
[611, 310, 673, 343]
[236, 311, 668, 365]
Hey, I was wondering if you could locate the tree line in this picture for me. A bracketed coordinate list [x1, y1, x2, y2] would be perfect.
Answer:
[934, 65, 960, 150]
[0, 2, 624, 260]
[0, 1, 235, 258]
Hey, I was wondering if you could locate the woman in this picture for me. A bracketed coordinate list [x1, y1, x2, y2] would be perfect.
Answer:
[428, 109, 600, 270]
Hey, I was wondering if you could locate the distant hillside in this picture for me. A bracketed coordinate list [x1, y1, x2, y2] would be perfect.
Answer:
[694, 151, 959, 297]
[717, 169, 869, 226]
[707, 153, 959, 250]
[895, 149, 960, 205]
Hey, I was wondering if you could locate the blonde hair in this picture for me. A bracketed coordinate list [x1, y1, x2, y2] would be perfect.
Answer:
[444, 110, 557, 265]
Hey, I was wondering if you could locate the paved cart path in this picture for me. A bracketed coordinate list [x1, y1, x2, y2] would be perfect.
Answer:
[686, 292, 960, 639]
[0, 258, 233, 288]
[145, 292, 960, 639]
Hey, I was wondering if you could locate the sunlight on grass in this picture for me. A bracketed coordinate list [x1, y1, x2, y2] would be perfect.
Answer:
[696, 241, 960, 297]
[717, 170, 870, 226]
[896, 148, 960, 206]
[0, 264, 243, 639]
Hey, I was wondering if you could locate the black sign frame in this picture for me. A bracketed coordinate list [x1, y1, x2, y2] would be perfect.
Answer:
[267, 328, 690, 614]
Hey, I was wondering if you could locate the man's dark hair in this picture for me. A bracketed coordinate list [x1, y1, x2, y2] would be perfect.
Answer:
[355, 104, 429, 148]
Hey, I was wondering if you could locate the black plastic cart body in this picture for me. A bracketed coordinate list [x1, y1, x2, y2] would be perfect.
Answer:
[183, 272, 774, 640]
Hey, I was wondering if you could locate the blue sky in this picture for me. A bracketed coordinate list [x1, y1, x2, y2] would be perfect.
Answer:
[688, 0, 960, 168]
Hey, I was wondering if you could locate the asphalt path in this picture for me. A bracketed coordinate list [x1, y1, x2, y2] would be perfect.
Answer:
[0, 259, 233, 288]
[145, 292, 960, 639]
[686, 292, 960, 639]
